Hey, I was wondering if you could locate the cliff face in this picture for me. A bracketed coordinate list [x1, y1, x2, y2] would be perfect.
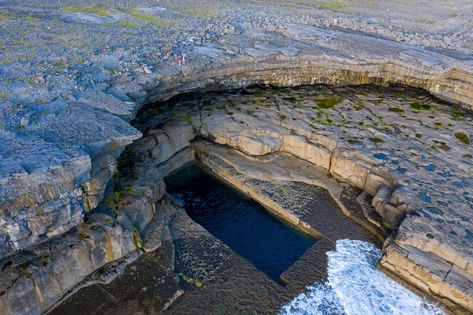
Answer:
[3, 25, 473, 259]
[1, 25, 473, 314]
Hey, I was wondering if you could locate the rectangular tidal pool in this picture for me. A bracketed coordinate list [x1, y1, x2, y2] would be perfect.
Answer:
[165, 164, 315, 282]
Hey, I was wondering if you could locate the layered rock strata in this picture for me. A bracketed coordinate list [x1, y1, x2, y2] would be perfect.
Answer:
[1, 25, 473, 314]
[132, 84, 473, 312]
[3, 24, 473, 258]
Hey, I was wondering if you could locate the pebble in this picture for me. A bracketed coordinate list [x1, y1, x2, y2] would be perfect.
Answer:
[143, 65, 152, 74]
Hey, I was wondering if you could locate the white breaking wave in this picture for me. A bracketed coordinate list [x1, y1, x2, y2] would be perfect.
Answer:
[280, 240, 445, 315]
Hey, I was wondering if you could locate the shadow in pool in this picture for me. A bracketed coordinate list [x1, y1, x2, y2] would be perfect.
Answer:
[166, 164, 315, 282]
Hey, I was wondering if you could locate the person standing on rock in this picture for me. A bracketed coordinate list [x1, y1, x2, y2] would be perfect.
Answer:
[182, 51, 187, 65]
[176, 54, 182, 68]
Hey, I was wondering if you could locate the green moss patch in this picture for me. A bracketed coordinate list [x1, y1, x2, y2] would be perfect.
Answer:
[353, 100, 365, 111]
[370, 137, 385, 144]
[318, 117, 334, 125]
[115, 20, 139, 27]
[0, 13, 9, 21]
[254, 90, 265, 98]
[392, 90, 406, 99]
[290, 0, 346, 9]
[437, 143, 451, 151]
[455, 131, 471, 145]
[0, 90, 11, 100]
[389, 107, 404, 113]
[450, 107, 464, 121]
[123, 8, 174, 25]
[410, 101, 434, 111]
[174, 7, 219, 18]
[317, 0, 347, 9]
[178, 273, 205, 288]
[61, 6, 110, 16]
[316, 95, 344, 109]
[348, 139, 361, 144]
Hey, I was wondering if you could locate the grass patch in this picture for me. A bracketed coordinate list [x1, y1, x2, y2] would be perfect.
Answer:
[455, 131, 471, 145]
[0, 90, 11, 100]
[373, 97, 384, 105]
[317, 0, 346, 9]
[0, 13, 9, 21]
[348, 139, 361, 144]
[388, 107, 404, 113]
[77, 230, 89, 241]
[450, 107, 464, 121]
[123, 8, 174, 25]
[289, 0, 346, 10]
[437, 143, 451, 151]
[177, 273, 205, 288]
[279, 114, 288, 122]
[132, 227, 143, 249]
[227, 99, 236, 107]
[254, 90, 264, 98]
[353, 100, 365, 111]
[316, 95, 344, 109]
[115, 20, 139, 27]
[11, 40, 40, 46]
[410, 101, 434, 111]
[392, 90, 406, 99]
[317, 116, 334, 125]
[61, 6, 110, 16]
[433, 121, 443, 128]
[180, 8, 219, 18]
[370, 137, 385, 144]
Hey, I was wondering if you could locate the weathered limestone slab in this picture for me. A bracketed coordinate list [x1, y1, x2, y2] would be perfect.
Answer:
[0, 216, 136, 315]
[381, 243, 473, 313]
[148, 121, 196, 164]
[0, 103, 141, 258]
[281, 135, 332, 170]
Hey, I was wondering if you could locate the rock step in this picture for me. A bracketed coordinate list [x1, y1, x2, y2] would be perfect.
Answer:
[381, 243, 473, 314]
[280, 238, 334, 293]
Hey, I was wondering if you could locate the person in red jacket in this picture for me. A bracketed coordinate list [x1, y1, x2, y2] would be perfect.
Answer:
[176, 55, 182, 67]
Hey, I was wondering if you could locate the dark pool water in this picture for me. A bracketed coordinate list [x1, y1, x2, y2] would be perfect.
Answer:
[166, 164, 315, 282]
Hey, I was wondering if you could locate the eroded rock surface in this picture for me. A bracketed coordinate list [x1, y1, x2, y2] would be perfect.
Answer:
[134, 84, 473, 312]
[2, 19, 473, 257]
[2, 2, 473, 313]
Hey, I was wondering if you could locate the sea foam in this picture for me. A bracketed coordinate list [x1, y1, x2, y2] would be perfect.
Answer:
[280, 240, 445, 315]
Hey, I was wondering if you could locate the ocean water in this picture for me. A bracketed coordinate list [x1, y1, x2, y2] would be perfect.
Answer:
[167, 164, 315, 281]
[280, 240, 445, 315]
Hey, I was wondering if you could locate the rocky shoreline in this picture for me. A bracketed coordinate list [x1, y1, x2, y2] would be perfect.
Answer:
[1, 2, 473, 314]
